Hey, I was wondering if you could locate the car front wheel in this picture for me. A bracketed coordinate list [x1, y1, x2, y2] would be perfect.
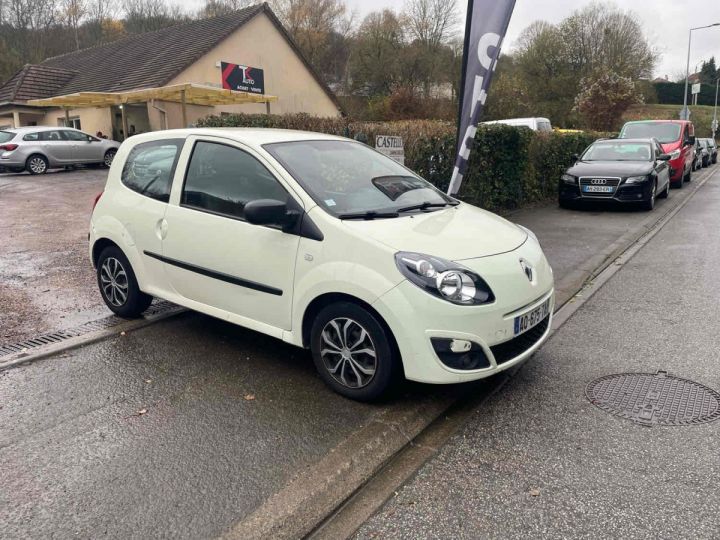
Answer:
[96, 246, 152, 318]
[103, 150, 116, 168]
[310, 302, 400, 401]
[642, 181, 656, 211]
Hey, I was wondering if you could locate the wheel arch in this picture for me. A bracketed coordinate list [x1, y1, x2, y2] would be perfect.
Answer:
[91, 237, 122, 268]
[26, 152, 50, 167]
[301, 292, 402, 367]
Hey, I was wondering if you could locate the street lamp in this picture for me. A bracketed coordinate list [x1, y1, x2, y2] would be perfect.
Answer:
[681, 22, 720, 121]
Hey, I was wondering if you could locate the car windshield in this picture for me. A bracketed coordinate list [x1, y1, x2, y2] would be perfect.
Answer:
[582, 142, 652, 161]
[620, 122, 682, 144]
[264, 140, 454, 217]
[0, 131, 16, 143]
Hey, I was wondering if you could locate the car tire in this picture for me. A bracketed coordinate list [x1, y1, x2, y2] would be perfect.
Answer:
[96, 246, 152, 318]
[310, 302, 401, 402]
[642, 181, 656, 211]
[26, 154, 49, 175]
[658, 180, 670, 199]
[558, 198, 575, 210]
[103, 150, 116, 168]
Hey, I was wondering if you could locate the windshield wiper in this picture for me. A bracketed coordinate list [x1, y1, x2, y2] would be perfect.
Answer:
[396, 201, 459, 213]
[338, 210, 400, 220]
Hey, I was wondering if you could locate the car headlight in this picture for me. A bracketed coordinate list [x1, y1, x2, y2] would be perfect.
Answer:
[669, 149, 681, 160]
[625, 175, 648, 184]
[395, 252, 495, 305]
[561, 174, 576, 184]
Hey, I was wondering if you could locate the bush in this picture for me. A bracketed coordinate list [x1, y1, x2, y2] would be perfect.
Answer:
[197, 113, 604, 212]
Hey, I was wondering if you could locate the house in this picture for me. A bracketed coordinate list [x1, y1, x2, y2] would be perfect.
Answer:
[0, 3, 342, 138]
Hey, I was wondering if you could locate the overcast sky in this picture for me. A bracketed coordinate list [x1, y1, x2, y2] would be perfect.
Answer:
[179, 0, 720, 79]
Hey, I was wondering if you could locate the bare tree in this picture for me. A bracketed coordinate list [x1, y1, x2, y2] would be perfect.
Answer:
[199, 0, 254, 18]
[63, 0, 87, 50]
[349, 9, 404, 95]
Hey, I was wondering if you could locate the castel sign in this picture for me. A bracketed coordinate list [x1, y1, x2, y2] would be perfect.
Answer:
[221, 61, 265, 95]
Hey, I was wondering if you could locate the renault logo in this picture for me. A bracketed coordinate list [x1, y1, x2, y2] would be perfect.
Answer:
[590, 178, 607, 185]
[519, 259, 534, 283]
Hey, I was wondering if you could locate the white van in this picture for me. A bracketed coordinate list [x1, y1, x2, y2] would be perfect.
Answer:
[482, 117, 553, 132]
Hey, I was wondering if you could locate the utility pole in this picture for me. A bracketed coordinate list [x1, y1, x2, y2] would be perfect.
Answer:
[713, 78, 719, 139]
[682, 23, 720, 120]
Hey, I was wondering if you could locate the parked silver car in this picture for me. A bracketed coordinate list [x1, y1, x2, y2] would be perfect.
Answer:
[0, 126, 120, 174]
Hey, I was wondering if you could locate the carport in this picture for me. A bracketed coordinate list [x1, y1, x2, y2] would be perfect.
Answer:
[27, 83, 278, 139]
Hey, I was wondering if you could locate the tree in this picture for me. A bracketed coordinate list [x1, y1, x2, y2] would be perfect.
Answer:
[199, 0, 254, 19]
[62, 0, 87, 50]
[574, 72, 643, 131]
[348, 10, 404, 95]
[700, 57, 718, 85]
[122, 0, 186, 34]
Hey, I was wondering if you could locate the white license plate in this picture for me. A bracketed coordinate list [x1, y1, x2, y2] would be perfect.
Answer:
[582, 185, 614, 193]
[513, 299, 551, 336]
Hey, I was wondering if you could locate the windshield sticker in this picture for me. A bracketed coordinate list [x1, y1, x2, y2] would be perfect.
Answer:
[324, 199, 336, 207]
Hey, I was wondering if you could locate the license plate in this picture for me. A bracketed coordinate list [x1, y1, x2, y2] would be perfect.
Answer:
[582, 185, 614, 193]
[513, 299, 551, 336]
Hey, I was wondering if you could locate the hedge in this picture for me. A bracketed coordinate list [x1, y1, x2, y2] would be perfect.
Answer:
[197, 113, 603, 211]
[654, 81, 719, 106]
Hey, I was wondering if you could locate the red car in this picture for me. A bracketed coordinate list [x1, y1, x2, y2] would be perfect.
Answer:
[619, 120, 695, 188]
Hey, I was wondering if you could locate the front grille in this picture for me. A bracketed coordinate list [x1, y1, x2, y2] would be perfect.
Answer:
[491, 315, 550, 365]
[579, 177, 620, 198]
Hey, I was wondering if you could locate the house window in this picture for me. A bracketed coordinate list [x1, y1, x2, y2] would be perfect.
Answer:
[58, 117, 81, 129]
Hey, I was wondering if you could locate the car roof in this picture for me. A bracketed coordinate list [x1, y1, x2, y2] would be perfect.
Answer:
[595, 138, 657, 144]
[2, 126, 80, 133]
[127, 128, 350, 146]
[623, 119, 690, 125]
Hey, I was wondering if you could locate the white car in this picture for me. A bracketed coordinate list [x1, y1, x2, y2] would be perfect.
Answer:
[482, 117, 553, 132]
[90, 129, 554, 401]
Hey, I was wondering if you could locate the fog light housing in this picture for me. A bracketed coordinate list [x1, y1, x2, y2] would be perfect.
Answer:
[431, 338, 491, 370]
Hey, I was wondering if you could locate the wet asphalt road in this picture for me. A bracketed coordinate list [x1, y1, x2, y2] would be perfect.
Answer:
[355, 173, 720, 538]
[0, 166, 716, 538]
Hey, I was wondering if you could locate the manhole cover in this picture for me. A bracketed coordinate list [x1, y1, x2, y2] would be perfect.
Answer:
[585, 371, 720, 426]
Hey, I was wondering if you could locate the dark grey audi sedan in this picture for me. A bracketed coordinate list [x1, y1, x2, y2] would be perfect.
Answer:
[558, 138, 672, 211]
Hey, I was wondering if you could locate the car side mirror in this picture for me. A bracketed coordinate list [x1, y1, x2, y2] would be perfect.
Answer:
[245, 199, 297, 230]
[688, 136, 696, 145]
[657, 153, 671, 161]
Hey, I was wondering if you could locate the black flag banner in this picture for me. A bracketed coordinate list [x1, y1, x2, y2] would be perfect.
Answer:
[447, 0, 517, 196]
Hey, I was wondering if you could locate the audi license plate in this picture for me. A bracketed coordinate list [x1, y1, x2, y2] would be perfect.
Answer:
[513, 299, 551, 336]
[583, 185, 614, 193]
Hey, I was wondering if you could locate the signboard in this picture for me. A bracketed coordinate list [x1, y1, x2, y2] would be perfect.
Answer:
[691, 83, 701, 95]
[375, 135, 404, 165]
[221, 61, 265, 94]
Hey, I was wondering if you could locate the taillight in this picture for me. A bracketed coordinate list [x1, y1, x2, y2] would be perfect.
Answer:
[0, 144, 18, 151]
[92, 191, 103, 211]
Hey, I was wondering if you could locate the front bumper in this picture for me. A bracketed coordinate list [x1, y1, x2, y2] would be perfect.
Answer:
[372, 240, 555, 384]
[559, 179, 654, 204]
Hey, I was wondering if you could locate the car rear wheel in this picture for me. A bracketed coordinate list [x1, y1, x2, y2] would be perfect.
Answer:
[103, 150, 116, 168]
[26, 154, 48, 175]
[310, 302, 400, 401]
[96, 246, 152, 318]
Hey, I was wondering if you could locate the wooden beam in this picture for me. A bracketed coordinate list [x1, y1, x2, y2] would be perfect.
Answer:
[64, 108, 70, 127]
[181, 89, 187, 128]
[121, 104, 129, 141]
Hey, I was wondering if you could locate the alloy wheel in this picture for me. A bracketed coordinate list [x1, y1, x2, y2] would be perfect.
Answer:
[29, 157, 47, 174]
[319, 317, 377, 389]
[104, 151, 116, 167]
[99, 257, 129, 307]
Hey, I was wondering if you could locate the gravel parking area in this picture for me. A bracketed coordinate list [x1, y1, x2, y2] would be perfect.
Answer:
[0, 168, 108, 344]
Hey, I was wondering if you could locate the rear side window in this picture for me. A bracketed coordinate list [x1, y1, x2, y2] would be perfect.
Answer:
[0, 131, 17, 143]
[62, 130, 89, 142]
[39, 130, 64, 141]
[22, 132, 39, 141]
[181, 141, 287, 220]
[121, 139, 184, 203]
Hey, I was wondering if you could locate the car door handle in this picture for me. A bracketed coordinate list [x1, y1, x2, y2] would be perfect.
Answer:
[156, 218, 168, 240]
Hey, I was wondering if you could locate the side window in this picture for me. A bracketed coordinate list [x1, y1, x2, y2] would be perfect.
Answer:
[121, 139, 184, 203]
[62, 130, 89, 142]
[182, 141, 288, 220]
[39, 130, 63, 141]
[23, 132, 40, 141]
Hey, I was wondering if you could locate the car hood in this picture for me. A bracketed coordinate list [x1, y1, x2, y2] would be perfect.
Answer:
[567, 160, 654, 178]
[340, 203, 527, 261]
